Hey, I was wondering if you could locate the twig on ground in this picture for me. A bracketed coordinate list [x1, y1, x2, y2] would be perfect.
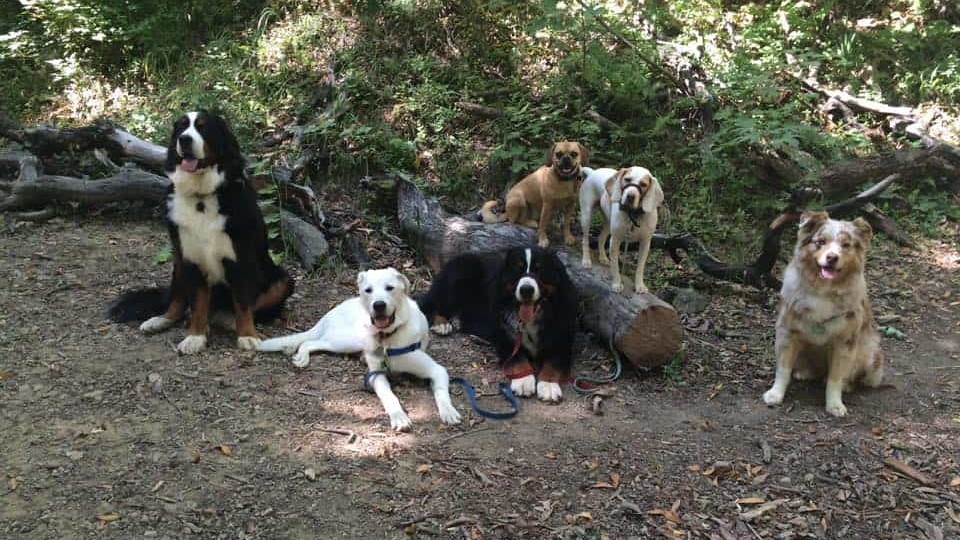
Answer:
[442, 426, 492, 444]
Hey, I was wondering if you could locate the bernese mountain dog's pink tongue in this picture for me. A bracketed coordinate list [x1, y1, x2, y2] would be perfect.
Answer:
[518, 303, 536, 323]
[181, 158, 199, 172]
[819, 266, 838, 280]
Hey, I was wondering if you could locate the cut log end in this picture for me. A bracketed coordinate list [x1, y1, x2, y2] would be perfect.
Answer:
[619, 300, 683, 369]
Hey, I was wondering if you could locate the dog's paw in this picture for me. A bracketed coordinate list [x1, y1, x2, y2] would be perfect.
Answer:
[389, 410, 412, 432]
[177, 335, 207, 355]
[431, 322, 454, 336]
[438, 403, 462, 425]
[292, 349, 312, 368]
[634, 284, 649, 294]
[597, 253, 610, 265]
[611, 281, 624, 293]
[825, 400, 848, 417]
[563, 234, 576, 246]
[510, 374, 536, 397]
[140, 316, 174, 334]
[536, 381, 563, 403]
[537, 237, 550, 248]
[237, 336, 261, 351]
[581, 257, 593, 269]
[762, 388, 784, 406]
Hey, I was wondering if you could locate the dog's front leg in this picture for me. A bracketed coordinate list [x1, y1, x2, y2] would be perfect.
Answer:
[178, 282, 210, 354]
[561, 201, 577, 246]
[389, 352, 461, 425]
[537, 201, 555, 248]
[763, 334, 799, 407]
[595, 223, 611, 265]
[608, 235, 624, 293]
[824, 348, 855, 417]
[365, 353, 411, 431]
[633, 233, 653, 294]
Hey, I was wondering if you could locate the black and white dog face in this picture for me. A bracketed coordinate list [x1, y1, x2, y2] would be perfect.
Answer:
[501, 247, 565, 324]
[164, 111, 244, 178]
[358, 267, 412, 330]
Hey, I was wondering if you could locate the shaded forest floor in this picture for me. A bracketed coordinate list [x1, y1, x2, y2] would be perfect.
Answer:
[1, 212, 958, 539]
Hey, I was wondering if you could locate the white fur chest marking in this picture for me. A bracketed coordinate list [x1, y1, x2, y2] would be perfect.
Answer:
[168, 191, 236, 283]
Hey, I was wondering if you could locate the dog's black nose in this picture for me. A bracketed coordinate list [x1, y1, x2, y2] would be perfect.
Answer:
[825, 253, 839, 265]
[373, 301, 387, 313]
[518, 284, 535, 300]
[178, 134, 193, 152]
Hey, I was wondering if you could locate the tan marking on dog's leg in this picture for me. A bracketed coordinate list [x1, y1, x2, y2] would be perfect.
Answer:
[187, 284, 211, 336]
[234, 303, 258, 338]
[162, 295, 187, 321]
[537, 362, 569, 383]
[253, 278, 291, 312]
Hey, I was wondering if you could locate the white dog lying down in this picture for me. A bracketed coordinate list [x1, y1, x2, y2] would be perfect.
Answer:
[579, 166, 664, 293]
[258, 268, 461, 431]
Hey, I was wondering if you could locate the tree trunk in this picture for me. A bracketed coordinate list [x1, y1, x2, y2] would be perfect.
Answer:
[395, 178, 682, 369]
[280, 210, 329, 272]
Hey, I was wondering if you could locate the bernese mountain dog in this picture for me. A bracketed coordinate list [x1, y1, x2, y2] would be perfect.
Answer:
[419, 246, 578, 402]
[108, 111, 293, 354]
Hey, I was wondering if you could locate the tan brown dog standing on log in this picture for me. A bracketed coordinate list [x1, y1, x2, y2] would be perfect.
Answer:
[480, 141, 588, 247]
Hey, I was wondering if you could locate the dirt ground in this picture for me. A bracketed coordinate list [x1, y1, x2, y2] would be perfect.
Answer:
[1, 212, 959, 540]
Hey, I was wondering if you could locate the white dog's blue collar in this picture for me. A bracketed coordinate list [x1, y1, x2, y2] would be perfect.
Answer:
[385, 341, 421, 357]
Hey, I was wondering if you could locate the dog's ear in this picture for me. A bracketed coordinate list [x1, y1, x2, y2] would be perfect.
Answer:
[576, 143, 589, 166]
[392, 268, 411, 292]
[851, 217, 874, 244]
[356, 271, 368, 290]
[545, 143, 557, 167]
[798, 211, 829, 244]
[605, 169, 627, 199]
[799, 211, 829, 232]
[641, 175, 664, 213]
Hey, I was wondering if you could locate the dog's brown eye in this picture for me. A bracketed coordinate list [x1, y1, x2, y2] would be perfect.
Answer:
[814, 239, 825, 247]
[841, 242, 851, 249]
[570, 151, 577, 158]
[386, 285, 394, 291]
[177, 117, 189, 128]
[195, 118, 206, 127]
[364, 287, 373, 294]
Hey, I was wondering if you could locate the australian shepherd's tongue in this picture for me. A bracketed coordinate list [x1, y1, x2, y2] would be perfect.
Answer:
[819, 265, 838, 280]
[180, 158, 199, 173]
[518, 302, 536, 323]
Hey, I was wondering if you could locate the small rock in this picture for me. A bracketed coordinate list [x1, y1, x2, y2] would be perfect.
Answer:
[65, 450, 84, 461]
[148, 373, 163, 394]
[304, 467, 317, 481]
[662, 286, 708, 314]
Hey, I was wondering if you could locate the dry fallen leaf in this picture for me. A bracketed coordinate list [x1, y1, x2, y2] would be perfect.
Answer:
[647, 508, 681, 523]
[9, 477, 18, 491]
[416, 464, 432, 474]
[545, 453, 557, 460]
[736, 497, 766, 505]
[573, 511, 593, 522]
[96, 513, 120, 522]
[218, 445, 232, 457]
[610, 472, 621, 488]
[871, 426, 883, 437]
[687, 464, 701, 472]
[950, 477, 960, 488]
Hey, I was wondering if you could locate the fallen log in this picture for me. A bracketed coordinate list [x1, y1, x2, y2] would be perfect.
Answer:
[0, 114, 166, 168]
[395, 177, 682, 370]
[0, 156, 169, 210]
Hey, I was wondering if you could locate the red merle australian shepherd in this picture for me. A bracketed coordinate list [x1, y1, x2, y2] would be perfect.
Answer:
[419, 246, 577, 402]
[108, 111, 293, 354]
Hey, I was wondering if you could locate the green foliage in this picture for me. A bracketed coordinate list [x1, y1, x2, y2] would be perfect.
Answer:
[5, 0, 958, 257]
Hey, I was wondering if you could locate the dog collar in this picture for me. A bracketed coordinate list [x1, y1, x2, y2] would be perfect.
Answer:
[385, 341, 421, 357]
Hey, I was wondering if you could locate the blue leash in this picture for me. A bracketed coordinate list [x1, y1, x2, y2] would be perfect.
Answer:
[449, 377, 520, 420]
[363, 371, 519, 420]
